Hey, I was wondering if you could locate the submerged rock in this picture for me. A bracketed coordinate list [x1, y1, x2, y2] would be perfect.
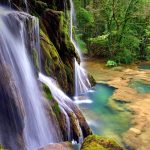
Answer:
[81, 135, 124, 150]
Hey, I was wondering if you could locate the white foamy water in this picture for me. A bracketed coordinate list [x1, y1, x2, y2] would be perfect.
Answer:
[0, 7, 61, 150]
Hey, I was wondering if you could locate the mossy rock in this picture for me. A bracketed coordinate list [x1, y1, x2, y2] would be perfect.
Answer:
[40, 28, 68, 92]
[41, 9, 79, 95]
[0, 144, 2, 150]
[81, 135, 124, 150]
[43, 84, 53, 101]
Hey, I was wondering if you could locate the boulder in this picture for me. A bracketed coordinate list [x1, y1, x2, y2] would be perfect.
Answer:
[81, 135, 124, 150]
[39, 142, 73, 150]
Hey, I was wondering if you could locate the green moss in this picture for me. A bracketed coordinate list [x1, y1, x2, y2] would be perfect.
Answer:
[81, 135, 124, 150]
[64, 64, 72, 77]
[43, 85, 53, 101]
[40, 29, 58, 57]
[40, 29, 60, 75]
[0, 145, 2, 150]
[53, 101, 61, 118]
[59, 12, 75, 54]
[32, 48, 39, 70]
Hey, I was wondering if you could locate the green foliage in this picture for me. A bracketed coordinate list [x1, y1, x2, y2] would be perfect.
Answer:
[76, 33, 88, 53]
[106, 60, 117, 67]
[143, 26, 150, 60]
[89, 34, 109, 45]
[76, 7, 94, 26]
[114, 49, 136, 64]
[74, 0, 150, 64]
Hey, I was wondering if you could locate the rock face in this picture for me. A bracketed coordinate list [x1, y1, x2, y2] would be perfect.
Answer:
[66, 101, 92, 138]
[40, 8, 78, 94]
[81, 135, 123, 150]
[48, 96, 92, 142]
[0, 64, 25, 150]
[40, 29, 69, 94]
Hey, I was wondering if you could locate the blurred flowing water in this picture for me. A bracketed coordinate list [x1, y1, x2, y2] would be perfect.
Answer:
[39, 73, 83, 143]
[69, 0, 91, 97]
[0, 7, 62, 149]
[74, 59, 91, 97]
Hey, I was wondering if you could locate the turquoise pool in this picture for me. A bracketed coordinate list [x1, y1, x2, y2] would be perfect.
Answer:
[78, 84, 131, 142]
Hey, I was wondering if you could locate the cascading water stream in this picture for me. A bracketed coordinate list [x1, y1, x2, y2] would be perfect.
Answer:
[39, 73, 83, 143]
[69, 0, 81, 58]
[69, 0, 91, 97]
[0, 7, 61, 150]
[74, 59, 91, 97]
[31, 17, 42, 71]
[24, 0, 28, 12]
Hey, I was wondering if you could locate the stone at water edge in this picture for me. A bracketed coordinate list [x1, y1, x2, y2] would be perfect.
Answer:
[81, 135, 124, 150]
[38, 142, 73, 150]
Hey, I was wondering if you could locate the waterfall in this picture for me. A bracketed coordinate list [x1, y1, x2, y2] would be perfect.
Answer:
[0, 7, 61, 150]
[31, 17, 42, 71]
[24, 0, 28, 12]
[74, 59, 91, 97]
[69, 0, 91, 97]
[17, 0, 29, 12]
[69, 0, 81, 58]
[39, 73, 83, 142]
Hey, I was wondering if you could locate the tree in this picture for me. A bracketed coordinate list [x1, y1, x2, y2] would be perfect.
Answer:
[74, 0, 150, 64]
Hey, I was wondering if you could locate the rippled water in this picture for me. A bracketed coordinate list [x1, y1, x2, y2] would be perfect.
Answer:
[139, 63, 150, 70]
[130, 80, 150, 93]
[77, 84, 131, 143]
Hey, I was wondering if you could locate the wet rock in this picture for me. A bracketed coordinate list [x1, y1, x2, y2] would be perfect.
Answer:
[66, 101, 92, 138]
[41, 9, 78, 95]
[40, 29, 69, 93]
[49, 98, 92, 142]
[0, 64, 25, 150]
[39, 142, 73, 150]
[50, 99, 83, 142]
[88, 74, 96, 87]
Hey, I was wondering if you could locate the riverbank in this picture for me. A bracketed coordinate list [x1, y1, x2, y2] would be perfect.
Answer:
[83, 58, 150, 150]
